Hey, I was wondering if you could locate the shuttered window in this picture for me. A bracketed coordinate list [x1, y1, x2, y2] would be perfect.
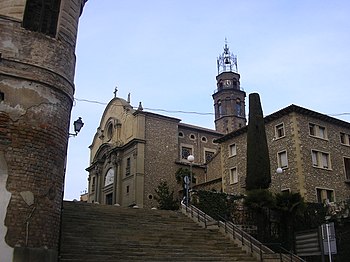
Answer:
[23, 0, 61, 37]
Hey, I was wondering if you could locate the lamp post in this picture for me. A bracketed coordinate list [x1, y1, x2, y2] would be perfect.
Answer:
[184, 175, 189, 206]
[276, 167, 283, 192]
[69, 117, 84, 137]
[187, 155, 194, 190]
[187, 154, 194, 199]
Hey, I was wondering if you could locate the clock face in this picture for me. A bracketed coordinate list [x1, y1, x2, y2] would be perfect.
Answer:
[223, 80, 232, 87]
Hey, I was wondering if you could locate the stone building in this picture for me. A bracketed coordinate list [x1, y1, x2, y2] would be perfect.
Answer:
[86, 97, 223, 208]
[0, 1, 86, 261]
[86, 37, 350, 209]
[86, 42, 246, 208]
[215, 104, 350, 203]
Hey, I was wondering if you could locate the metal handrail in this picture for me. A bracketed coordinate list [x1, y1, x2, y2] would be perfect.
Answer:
[181, 201, 305, 262]
[217, 215, 273, 259]
[181, 200, 217, 228]
[279, 245, 305, 262]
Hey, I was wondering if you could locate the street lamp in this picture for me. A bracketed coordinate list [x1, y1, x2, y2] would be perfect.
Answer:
[69, 117, 84, 137]
[276, 167, 283, 192]
[187, 154, 194, 192]
[184, 175, 189, 206]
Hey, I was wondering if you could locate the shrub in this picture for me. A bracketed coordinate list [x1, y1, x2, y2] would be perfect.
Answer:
[154, 181, 179, 210]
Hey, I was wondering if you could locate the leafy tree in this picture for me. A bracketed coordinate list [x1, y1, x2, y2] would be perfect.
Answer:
[244, 189, 275, 211]
[246, 93, 271, 190]
[295, 202, 327, 231]
[244, 189, 275, 240]
[274, 192, 306, 248]
[175, 167, 197, 202]
[275, 192, 305, 214]
[175, 167, 196, 184]
[154, 181, 179, 210]
[193, 190, 239, 221]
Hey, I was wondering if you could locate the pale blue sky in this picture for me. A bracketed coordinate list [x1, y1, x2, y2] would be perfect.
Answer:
[64, 0, 350, 200]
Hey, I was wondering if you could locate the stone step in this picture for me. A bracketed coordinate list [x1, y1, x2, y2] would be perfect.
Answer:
[59, 201, 258, 262]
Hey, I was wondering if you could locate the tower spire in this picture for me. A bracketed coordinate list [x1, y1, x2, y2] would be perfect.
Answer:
[213, 40, 246, 133]
[217, 38, 238, 74]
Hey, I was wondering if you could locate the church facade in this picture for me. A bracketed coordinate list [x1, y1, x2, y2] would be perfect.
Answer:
[86, 42, 247, 208]
[86, 97, 223, 208]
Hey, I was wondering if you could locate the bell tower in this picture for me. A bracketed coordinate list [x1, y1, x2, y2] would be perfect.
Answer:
[213, 40, 246, 133]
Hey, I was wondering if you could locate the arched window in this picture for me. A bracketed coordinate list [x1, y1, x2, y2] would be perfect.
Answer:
[232, 79, 238, 88]
[236, 98, 242, 116]
[104, 168, 114, 186]
[218, 100, 223, 117]
[106, 122, 114, 140]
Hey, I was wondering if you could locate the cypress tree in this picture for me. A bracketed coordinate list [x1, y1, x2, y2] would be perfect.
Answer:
[246, 93, 271, 190]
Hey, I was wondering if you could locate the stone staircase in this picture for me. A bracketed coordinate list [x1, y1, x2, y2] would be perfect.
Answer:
[59, 201, 258, 261]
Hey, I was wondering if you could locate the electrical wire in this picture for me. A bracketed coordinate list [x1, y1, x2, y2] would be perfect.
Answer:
[74, 97, 215, 115]
[74, 97, 350, 118]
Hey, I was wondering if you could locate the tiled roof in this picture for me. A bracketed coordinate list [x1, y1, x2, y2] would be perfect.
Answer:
[215, 104, 350, 143]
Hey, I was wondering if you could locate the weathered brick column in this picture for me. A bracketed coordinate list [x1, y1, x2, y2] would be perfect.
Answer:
[0, 1, 86, 261]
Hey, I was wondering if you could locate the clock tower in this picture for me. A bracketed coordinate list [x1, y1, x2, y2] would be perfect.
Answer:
[213, 40, 246, 133]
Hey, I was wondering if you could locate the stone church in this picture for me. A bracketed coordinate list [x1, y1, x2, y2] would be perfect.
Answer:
[87, 40, 350, 207]
[86, 42, 246, 208]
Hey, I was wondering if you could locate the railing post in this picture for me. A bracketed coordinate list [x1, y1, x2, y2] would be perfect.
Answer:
[278, 244, 282, 262]
[260, 243, 263, 262]
[279, 249, 282, 262]
[232, 224, 235, 239]
[250, 235, 253, 253]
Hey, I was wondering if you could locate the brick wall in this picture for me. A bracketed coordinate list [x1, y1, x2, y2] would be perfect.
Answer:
[0, 1, 84, 260]
[0, 0, 26, 20]
[3, 94, 71, 248]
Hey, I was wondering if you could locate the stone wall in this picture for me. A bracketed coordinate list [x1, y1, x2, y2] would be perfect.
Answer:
[221, 131, 247, 195]
[220, 109, 350, 203]
[144, 114, 180, 208]
[295, 114, 350, 202]
[0, 1, 85, 260]
[196, 148, 222, 191]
